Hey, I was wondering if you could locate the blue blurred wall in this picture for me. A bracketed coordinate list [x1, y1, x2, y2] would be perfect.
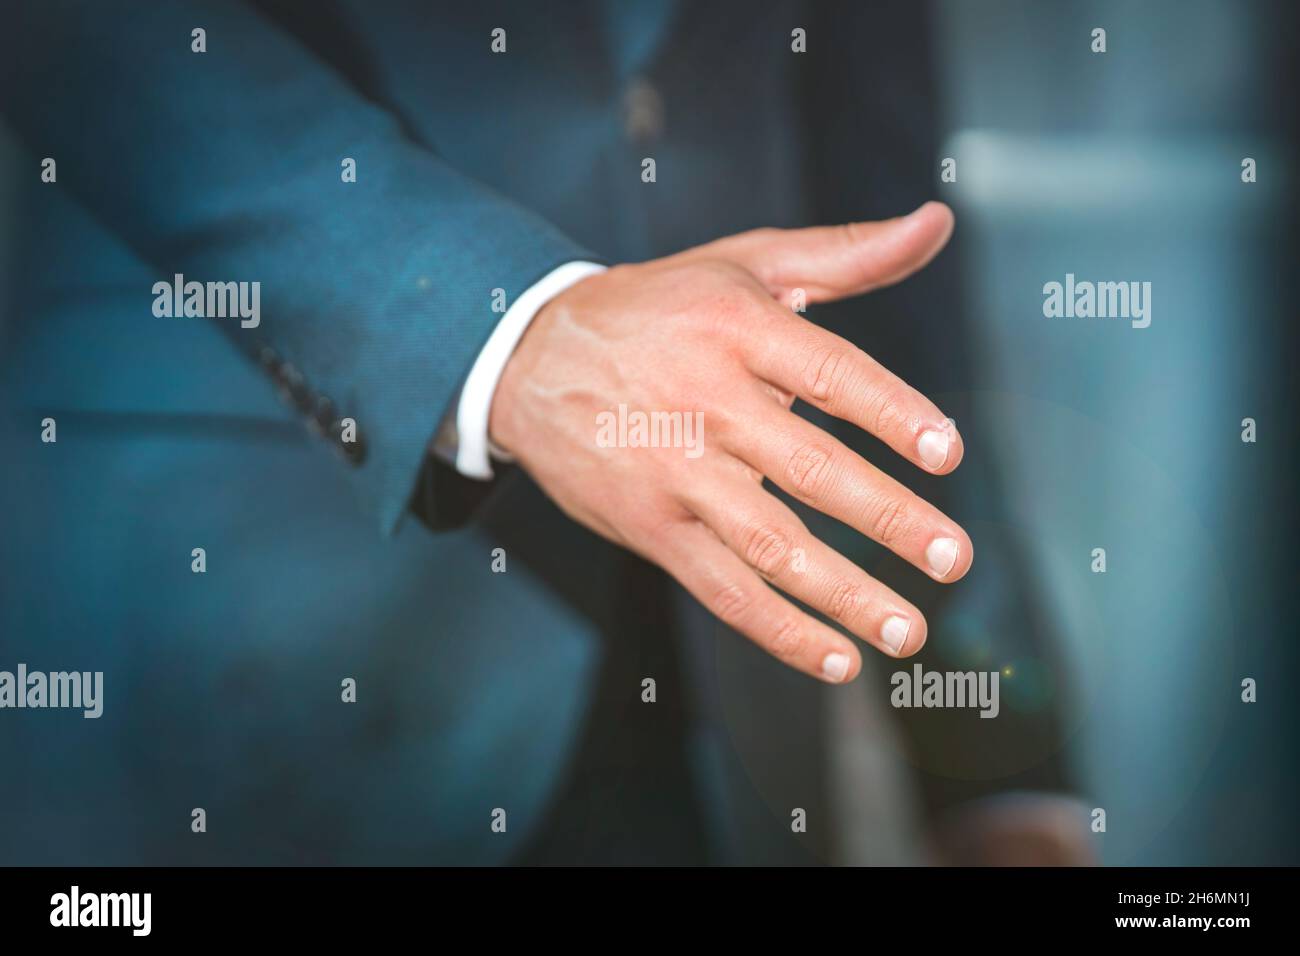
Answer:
[935, 0, 1298, 864]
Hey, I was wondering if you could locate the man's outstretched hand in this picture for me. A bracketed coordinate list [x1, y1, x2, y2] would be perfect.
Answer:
[489, 202, 971, 684]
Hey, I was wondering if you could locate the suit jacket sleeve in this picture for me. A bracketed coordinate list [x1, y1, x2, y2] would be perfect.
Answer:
[1, 0, 593, 533]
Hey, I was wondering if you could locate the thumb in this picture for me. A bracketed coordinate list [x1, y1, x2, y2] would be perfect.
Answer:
[708, 201, 955, 306]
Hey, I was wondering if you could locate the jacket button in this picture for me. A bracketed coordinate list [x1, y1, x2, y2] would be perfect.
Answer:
[258, 345, 282, 375]
[337, 421, 366, 465]
[623, 77, 665, 144]
[277, 363, 313, 411]
[307, 395, 337, 437]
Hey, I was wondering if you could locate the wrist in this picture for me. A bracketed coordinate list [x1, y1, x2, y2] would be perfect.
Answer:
[448, 260, 603, 477]
[488, 272, 592, 459]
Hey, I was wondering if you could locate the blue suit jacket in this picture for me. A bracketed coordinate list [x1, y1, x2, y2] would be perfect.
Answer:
[0, 0, 830, 864]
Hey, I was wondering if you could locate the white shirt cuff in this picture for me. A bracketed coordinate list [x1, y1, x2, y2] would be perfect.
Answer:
[434, 261, 606, 480]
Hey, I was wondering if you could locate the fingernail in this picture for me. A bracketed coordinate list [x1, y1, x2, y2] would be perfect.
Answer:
[821, 652, 851, 683]
[918, 429, 950, 470]
[926, 537, 960, 578]
[881, 615, 910, 655]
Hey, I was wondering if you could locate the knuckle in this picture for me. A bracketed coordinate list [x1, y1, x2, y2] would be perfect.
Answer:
[803, 347, 852, 405]
[698, 284, 759, 338]
[641, 514, 690, 554]
[740, 522, 792, 578]
[868, 494, 913, 547]
[767, 618, 806, 662]
[867, 384, 907, 438]
[785, 441, 833, 501]
[710, 582, 752, 627]
[825, 579, 865, 623]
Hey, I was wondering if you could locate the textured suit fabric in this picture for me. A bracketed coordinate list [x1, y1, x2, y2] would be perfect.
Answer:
[0, 0, 823, 864]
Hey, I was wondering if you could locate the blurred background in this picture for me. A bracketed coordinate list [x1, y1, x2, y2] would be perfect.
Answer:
[931, 0, 1299, 864]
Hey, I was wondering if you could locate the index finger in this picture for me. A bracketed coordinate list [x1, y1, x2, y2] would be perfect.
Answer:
[741, 309, 964, 475]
